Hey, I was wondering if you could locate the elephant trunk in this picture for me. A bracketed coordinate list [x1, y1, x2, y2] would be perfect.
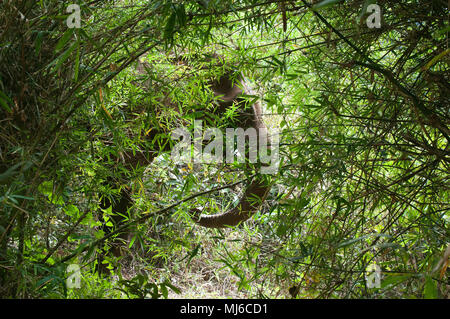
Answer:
[192, 80, 273, 228]
[195, 178, 270, 228]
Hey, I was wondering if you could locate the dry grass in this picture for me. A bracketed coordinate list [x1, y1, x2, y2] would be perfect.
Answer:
[116, 221, 286, 299]
[165, 229, 252, 299]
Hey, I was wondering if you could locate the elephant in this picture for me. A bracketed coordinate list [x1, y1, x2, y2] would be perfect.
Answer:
[96, 54, 274, 271]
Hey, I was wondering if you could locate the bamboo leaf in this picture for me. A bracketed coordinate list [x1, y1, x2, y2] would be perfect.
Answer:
[381, 274, 412, 289]
[0, 96, 12, 113]
[55, 28, 74, 52]
[35, 31, 45, 56]
[74, 44, 80, 82]
[338, 234, 371, 248]
[422, 49, 450, 71]
[312, 0, 345, 10]
[423, 276, 438, 299]
[50, 40, 79, 73]
[164, 11, 176, 44]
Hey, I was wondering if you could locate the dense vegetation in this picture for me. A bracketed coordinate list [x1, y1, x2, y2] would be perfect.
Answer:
[0, 0, 448, 298]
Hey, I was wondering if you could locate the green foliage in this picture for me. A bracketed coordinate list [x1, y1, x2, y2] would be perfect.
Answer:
[117, 274, 180, 299]
[0, 0, 448, 298]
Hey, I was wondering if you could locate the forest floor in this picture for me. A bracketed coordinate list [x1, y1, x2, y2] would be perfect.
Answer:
[116, 226, 286, 299]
